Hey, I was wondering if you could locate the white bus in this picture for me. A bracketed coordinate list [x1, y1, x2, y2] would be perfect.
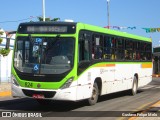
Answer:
[11, 22, 152, 105]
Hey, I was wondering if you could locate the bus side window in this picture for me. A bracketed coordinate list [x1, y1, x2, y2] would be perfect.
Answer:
[116, 38, 124, 60]
[146, 43, 152, 60]
[104, 36, 112, 59]
[111, 38, 116, 60]
[136, 42, 141, 60]
[92, 35, 103, 59]
[140, 42, 146, 60]
[125, 40, 133, 60]
[78, 32, 90, 62]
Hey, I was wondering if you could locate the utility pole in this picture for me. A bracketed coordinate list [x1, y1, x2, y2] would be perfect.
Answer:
[42, 0, 46, 21]
[107, 0, 110, 29]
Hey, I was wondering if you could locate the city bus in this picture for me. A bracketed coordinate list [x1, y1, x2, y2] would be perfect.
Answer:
[11, 22, 152, 105]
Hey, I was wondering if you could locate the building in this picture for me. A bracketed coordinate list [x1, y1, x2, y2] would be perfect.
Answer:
[0, 28, 15, 83]
[153, 46, 160, 74]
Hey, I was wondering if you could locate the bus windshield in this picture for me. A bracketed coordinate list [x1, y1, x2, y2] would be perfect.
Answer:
[14, 36, 74, 74]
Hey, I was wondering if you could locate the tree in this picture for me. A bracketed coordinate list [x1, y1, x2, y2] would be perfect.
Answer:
[0, 48, 10, 56]
[37, 17, 60, 21]
[0, 30, 10, 56]
[0, 31, 3, 44]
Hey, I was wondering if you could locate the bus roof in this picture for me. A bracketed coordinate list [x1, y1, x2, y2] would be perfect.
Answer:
[77, 23, 151, 42]
[17, 22, 151, 42]
[18, 21, 77, 26]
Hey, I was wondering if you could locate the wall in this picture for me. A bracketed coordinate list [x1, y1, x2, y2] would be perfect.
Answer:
[0, 29, 15, 83]
[0, 50, 13, 83]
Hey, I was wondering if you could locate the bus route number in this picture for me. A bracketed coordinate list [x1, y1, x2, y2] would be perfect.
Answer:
[25, 82, 33, 88]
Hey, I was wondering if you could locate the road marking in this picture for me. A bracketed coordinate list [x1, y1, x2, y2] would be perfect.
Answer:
[154, 86, 160, 89]
[128, 100, 160, 120]
[140, 85, 155, 90]
[118, 102, 153, 120]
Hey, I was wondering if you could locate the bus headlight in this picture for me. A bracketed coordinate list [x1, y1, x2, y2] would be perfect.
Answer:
[61, 77, 74, 89]
[11, 74, 19, 86]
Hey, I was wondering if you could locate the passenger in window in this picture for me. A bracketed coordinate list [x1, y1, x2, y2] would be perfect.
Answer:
[95, 47, 102, 59]
[104, 47, 111, 59]
[142, 55, 147, 60]
[136, 52, 140, 60]
[125, 51, 131, 60]
[133, 53, 136, 60]
[146, 54, 151, 60]
[92, 53, 95, 59]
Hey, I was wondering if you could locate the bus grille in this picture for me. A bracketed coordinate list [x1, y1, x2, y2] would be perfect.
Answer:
[22, 89, 56, 98]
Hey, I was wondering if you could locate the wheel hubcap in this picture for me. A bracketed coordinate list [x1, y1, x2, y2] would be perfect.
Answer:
[133, 80, 137, 92]
[91, 87, 97, 100]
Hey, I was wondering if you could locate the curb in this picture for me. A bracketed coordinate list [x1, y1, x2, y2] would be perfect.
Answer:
[129, 100, 160, 120]
[0, 91, 11, 97]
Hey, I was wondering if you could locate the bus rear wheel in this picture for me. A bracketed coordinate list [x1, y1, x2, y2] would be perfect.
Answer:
[130, 76, 138, 95]
[88, 82, 99, 105]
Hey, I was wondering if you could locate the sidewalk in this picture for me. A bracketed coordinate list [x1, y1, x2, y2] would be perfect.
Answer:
[129, 100, 160, 120]
[0, 83, 11, 97]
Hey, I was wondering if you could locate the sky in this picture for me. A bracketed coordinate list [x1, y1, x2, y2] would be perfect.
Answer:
[0, 0, 160, 47]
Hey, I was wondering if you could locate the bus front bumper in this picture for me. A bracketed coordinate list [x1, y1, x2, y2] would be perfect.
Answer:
[11, 83, 77, 101]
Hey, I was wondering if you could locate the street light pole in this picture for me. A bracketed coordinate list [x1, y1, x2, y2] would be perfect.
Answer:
[107, 0, 110, 29]
[42, 0, 46, 21]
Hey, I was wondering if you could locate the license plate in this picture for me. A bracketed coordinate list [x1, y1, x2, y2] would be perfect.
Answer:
[32, 94, 44, 99]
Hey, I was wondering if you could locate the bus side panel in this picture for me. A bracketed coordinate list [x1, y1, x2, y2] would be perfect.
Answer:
[76, 62, 152, 101]
[76, 69, 93, 100]
[100, 66, 115, 95]
[115, 64, 132, 92]
[76, 64, 116, 99]
[76, 67, 105, 100]
[138, 63, 152, 87]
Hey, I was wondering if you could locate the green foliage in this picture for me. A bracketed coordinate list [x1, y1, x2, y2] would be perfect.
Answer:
[0, 48, 10, 56]
[37, 17, 51, 21]
[37, 17, 60, 22]
[0, 38, 2, 44]
[51, 18, 60, 21]
[0, 31, 3, 35]
[0, 31, 3, 44]
[37, 17, 43, 21]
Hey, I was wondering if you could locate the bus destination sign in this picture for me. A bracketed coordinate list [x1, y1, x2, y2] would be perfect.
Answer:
[18, 23, 76, 34]
[27, 26, 68, 33]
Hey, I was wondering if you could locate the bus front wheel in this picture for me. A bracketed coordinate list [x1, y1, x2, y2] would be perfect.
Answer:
[130, 76, 138, 95]
[88, 82, 99, 105]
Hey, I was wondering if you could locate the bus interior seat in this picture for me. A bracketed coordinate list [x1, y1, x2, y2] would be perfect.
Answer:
[50, 56, 70, 65]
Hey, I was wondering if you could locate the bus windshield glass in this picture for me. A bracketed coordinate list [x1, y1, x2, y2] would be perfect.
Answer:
[14, 36, 74, 74]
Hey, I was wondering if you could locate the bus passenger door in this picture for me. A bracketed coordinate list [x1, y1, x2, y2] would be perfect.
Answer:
[77, 31, 92, 100]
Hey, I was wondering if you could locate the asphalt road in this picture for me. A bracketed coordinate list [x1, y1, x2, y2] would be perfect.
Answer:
[0, 78, 160, 120]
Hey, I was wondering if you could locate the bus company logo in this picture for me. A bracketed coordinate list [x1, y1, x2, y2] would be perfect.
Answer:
[2, 112, 11, 117]
[37, 83, 41, 88]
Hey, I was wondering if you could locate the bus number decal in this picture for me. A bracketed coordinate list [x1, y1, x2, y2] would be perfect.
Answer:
[25, 82, 33, 88]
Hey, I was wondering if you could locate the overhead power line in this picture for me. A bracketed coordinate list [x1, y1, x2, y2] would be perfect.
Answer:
[0, 16, 36, 24]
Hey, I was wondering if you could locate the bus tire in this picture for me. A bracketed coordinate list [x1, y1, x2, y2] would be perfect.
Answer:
[130, 76, 138, 96]
[88, 82, 99, 105]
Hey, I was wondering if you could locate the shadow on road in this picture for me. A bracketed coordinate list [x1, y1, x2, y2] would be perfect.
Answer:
[0, 90, 144, 112]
